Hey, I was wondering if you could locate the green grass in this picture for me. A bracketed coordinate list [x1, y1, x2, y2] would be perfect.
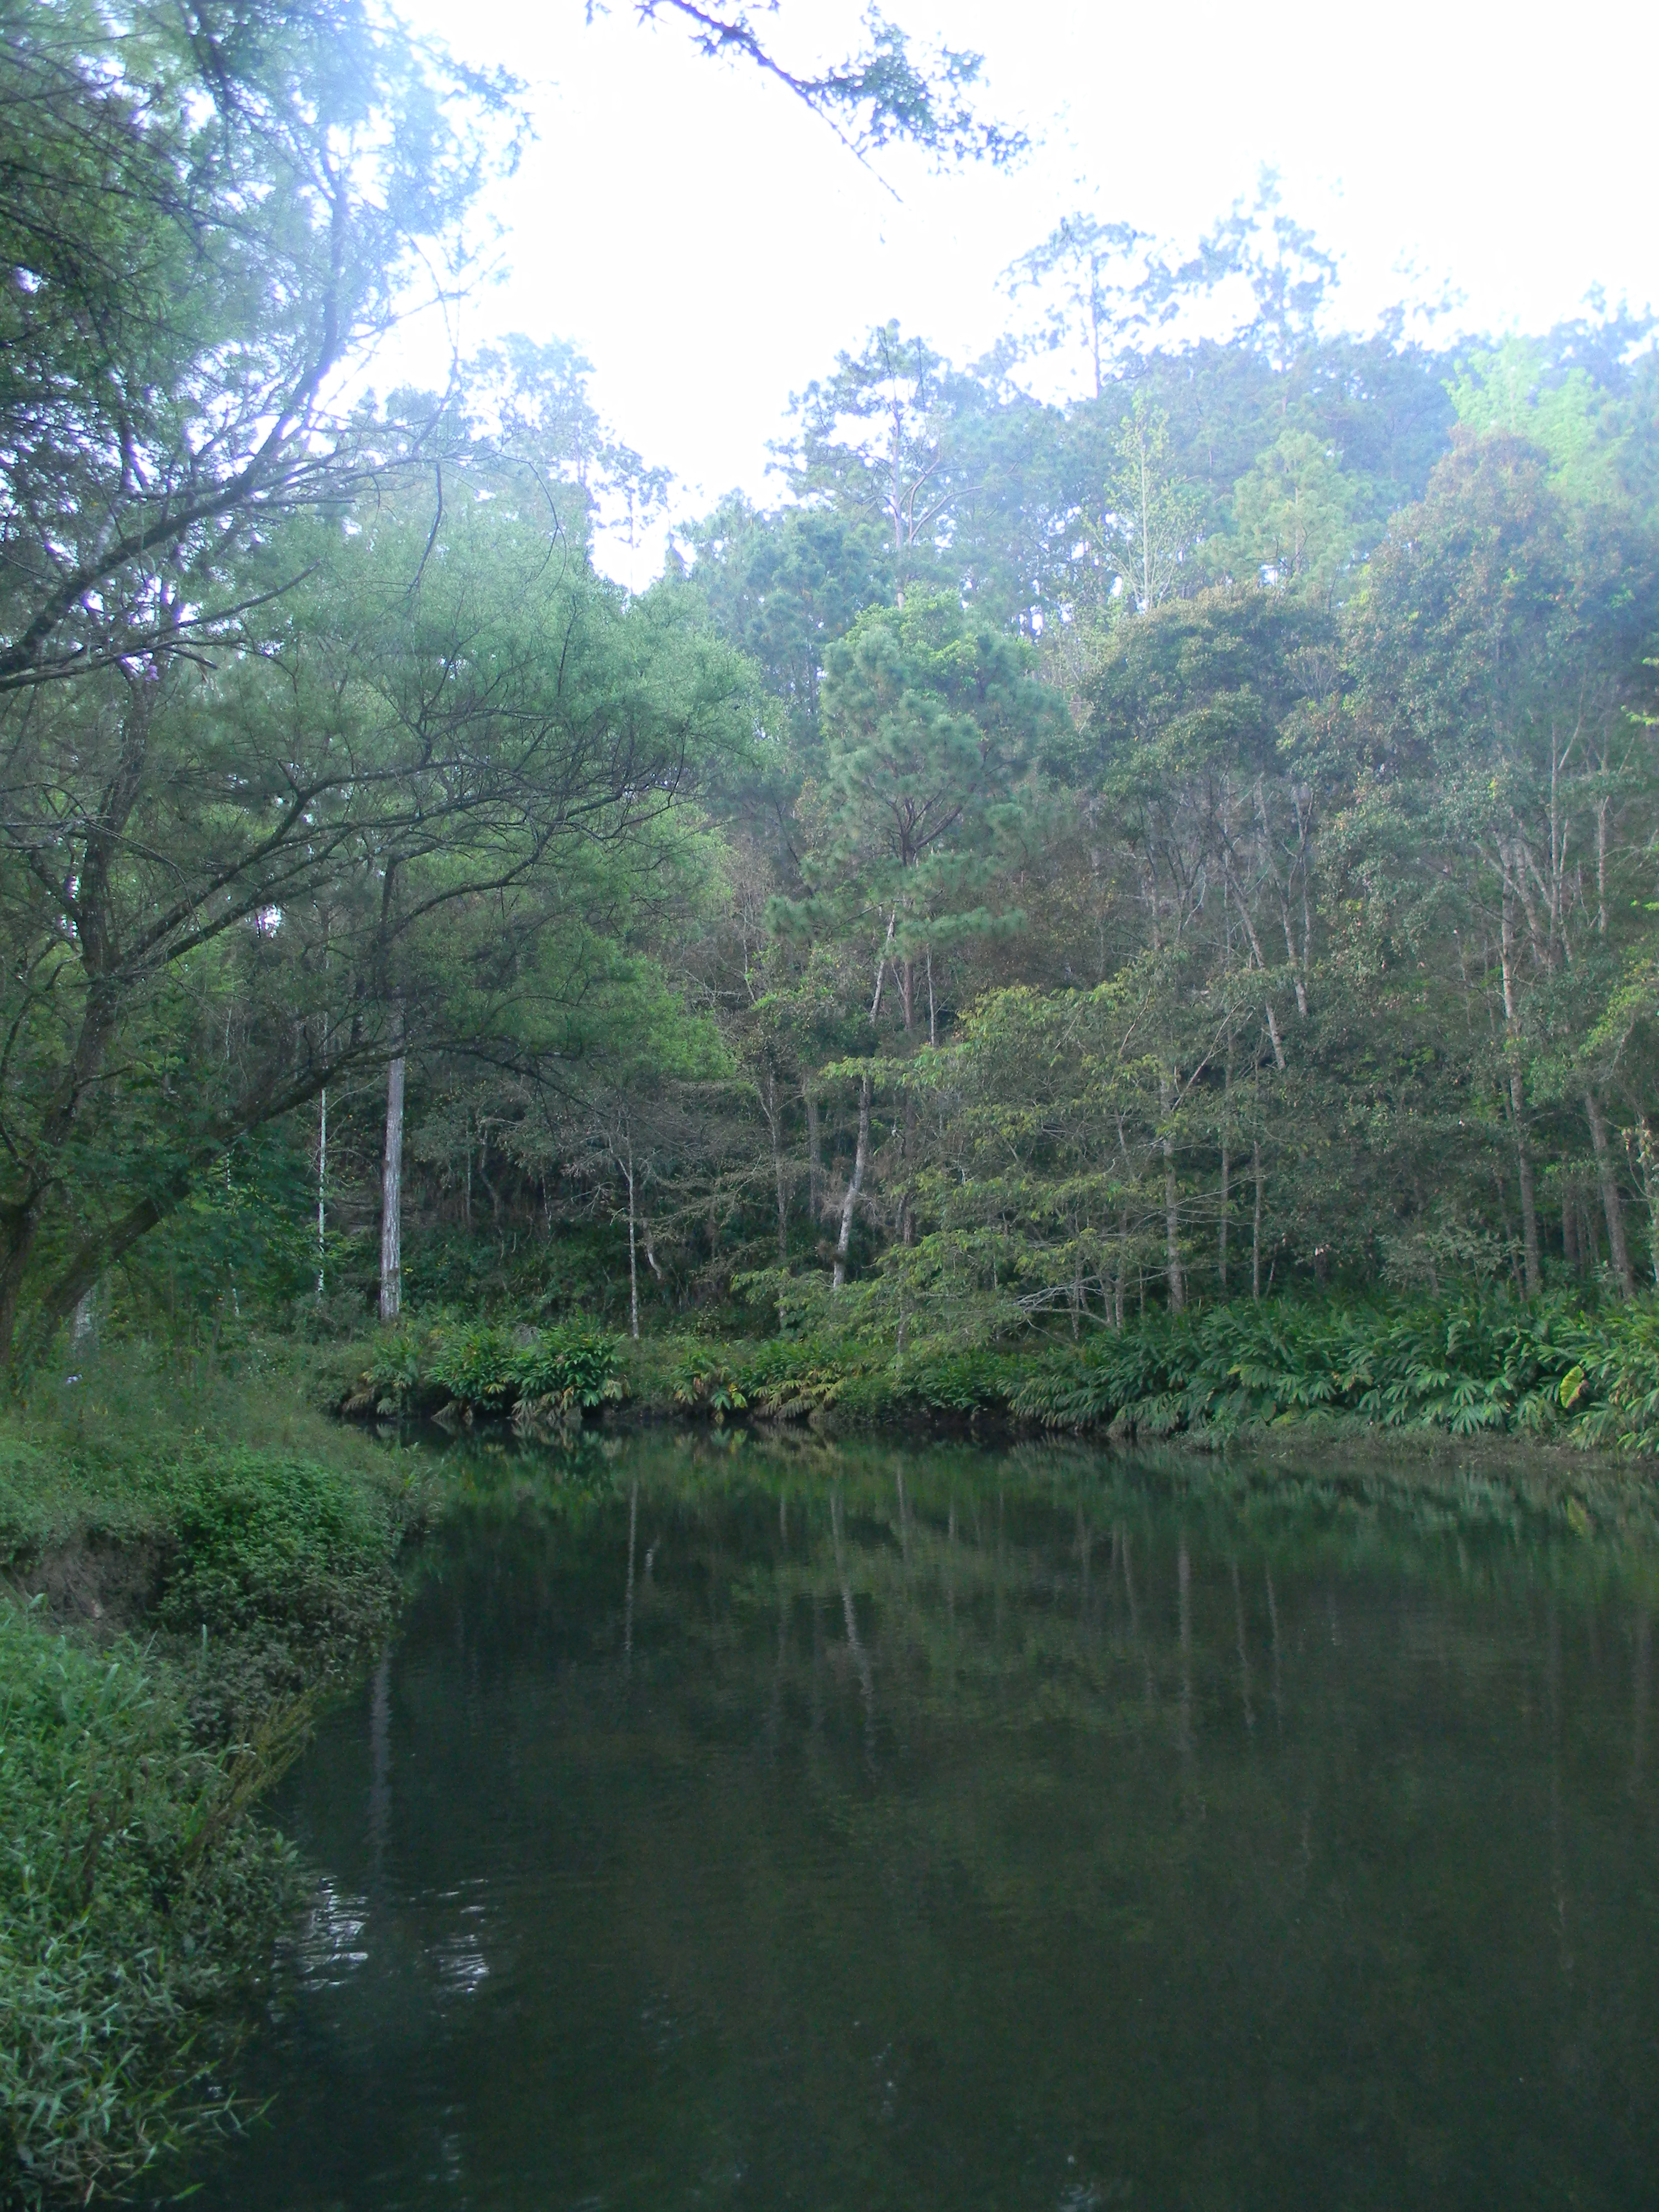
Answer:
[0, 1341, 426, 2205]
[0, 1604, 296, 2204]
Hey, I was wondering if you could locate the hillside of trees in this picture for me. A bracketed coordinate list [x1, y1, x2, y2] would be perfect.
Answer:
[6, 0, 1659, 1379]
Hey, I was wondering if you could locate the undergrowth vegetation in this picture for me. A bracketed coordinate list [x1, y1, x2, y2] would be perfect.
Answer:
[0, 1353, 421, 2206]
[0, 1607, 293, 2206]
[1004, 1293, 1659, 1447]
[621, 1291, 1659, 1453]
[333, 1317, 625, 1431]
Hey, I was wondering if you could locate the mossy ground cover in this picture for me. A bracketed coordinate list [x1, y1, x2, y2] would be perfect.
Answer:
[0, 1346, 429, 2206]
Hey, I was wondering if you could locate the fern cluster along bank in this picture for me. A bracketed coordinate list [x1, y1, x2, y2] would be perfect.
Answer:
[0, 1358, 428, 2207]
[321, 1289, 1659, 1457]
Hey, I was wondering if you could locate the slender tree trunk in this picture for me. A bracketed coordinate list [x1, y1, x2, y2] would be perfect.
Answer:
[625, 1136, 640, 1340]
[901, 1092, 917, 1246]
[1218, 1138, 1230, 1292]
[1498, 851, 1542, 1296]
[1635, 1121, 1659, 1288]
[1585, 1088, 1635, 1297]
[1277, 892, 1310, 1018]
[1218, 1051, 1232, 1293]
[379, 1035, 405, 1324]
[768, 1081, 789, 1263]
[870, 909, 895, 1022]
[833, 1075, 872, 1290]
[926, 948, 937, 1048]
[1252, 1138, 1264, 1301]
[1507, 1072, 1542, 1296]
[1160, 1070, 1184, 1313]
[806, 1091, 823, 1224]
[1563, 1186, 1579, 1275]
[757, 1071, 789, 1263]
[316, 1087, 327, 1303]
[1222, 860, 1286, 1071]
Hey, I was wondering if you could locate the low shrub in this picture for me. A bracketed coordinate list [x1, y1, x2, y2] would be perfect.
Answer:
[158, 1450, 399, 1648]
[337, 1318, 625, 1426]
[670, 1354, 749, 1420]
[728, 1339, 844, 1421]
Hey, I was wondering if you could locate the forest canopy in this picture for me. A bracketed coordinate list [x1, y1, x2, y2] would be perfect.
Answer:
[4, 0, 1658, 1371]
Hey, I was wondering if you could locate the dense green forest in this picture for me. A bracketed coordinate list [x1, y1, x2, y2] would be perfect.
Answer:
[6, 2, 1659, 2195]
[5, 0, 1659, 1390]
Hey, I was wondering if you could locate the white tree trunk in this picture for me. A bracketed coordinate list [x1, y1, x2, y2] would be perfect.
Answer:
[379, 1049, 405, 1324]
[625, 1138, 640, 1340]
[833, 1075, 872, 1290]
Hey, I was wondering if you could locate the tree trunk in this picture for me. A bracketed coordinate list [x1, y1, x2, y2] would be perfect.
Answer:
[316, 1087, 327, 1303]
[1160, 1070, 1184, 1313]
[1634, 1121, 1659, 1288]
[1252, 1138, 1264, 1301]
[1219, 1128, 1230, 1293]
[901, 1091, 917, 1247]
[0, 674, 156, 1370]
[770, 1091, 789, 1263]
[1562, 1185, 1579, 1274]
[759, 1072, 789, 1262]
[625, 1138, 640, 1340]
[379, 1043, 405, 1324]
[1507, 1068, 1542, 1296]
[0, 983, 122, 1368]
[806, 1091, 823, 1223]
[1585, 1088, 1635, 1298]
[833, 1074, 872, 1290]
[1498, 850, 1542, 1296]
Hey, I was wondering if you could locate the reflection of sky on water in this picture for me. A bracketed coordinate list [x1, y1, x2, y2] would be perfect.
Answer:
[289, 1879, 370, 1989]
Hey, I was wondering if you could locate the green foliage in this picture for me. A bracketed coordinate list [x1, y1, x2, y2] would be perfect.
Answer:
[629, 1294, 1659, 1457]
[898, 1346, 1025, 1414]
[156, 1452, 399, 1650]
[0, 1605, 295, 2205]
[0, 1350, 430, 2203]
[670, 1355, 749, 1420]
[722, 1338, 843, 1420]
[341, 1318, 625, 1425]
[1009, 1292, 1659, 1451]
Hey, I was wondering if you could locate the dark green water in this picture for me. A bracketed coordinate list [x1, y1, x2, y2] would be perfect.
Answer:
[188, 1433, 1659, 2210]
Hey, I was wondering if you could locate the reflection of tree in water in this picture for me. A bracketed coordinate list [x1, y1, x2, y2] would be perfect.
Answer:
[255, 1436, 1659, 2212]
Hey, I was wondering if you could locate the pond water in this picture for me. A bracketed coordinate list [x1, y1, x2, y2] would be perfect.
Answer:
[185, 1431, 1659, 2211]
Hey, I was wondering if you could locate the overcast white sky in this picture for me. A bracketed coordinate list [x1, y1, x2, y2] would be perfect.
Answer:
[393, 0, 1659, 580]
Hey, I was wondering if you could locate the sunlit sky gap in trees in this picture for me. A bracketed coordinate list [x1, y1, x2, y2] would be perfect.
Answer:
[397, 0, 1659, 585]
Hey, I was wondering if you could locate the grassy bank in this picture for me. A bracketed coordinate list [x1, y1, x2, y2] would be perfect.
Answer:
[0, 1352, 429, 2206]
